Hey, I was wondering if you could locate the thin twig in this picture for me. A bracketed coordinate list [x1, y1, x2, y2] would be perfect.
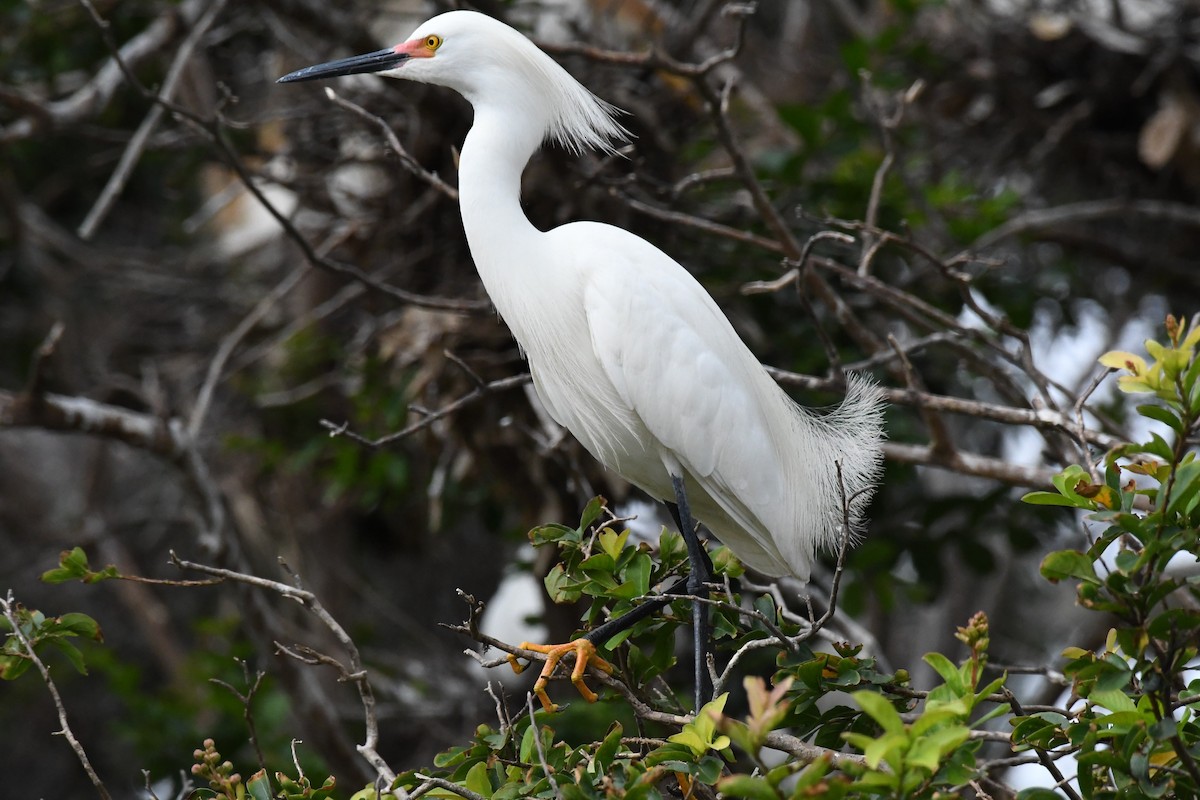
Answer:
[799, 461, 855, 640]
[525, 693, 562, 800]
[170, 554, 400, 792]
[324, 88, 458, 200]
[1072, 366, 1112, 480]
[211, 661, 267, 773]
[77, 0, 231, 239]
[1003, 688, 1083, 800]
[320, 373, 531, 447]
[971, 197, 1200, 252]
[887, 334, 956, 459]
[617, 192, 784, 253]
[189, 263, 311, 438]
[412, 775, 488, 800]
[24, 321, 65, 399]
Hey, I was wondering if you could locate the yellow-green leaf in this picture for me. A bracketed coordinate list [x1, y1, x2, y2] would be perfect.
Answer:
[1099, 351, 1146, 373]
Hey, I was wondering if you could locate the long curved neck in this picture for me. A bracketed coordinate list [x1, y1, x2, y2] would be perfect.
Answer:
[458, 105, 545, 307]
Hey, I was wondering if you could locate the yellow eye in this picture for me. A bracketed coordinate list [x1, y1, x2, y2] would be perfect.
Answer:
[424, 34, 442, 51]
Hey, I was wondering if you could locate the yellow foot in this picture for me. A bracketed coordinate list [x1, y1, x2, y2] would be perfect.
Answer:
[507, 639, 615, 712]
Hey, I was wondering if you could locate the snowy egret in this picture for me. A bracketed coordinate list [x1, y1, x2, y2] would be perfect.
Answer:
[279, 9, 884, 712]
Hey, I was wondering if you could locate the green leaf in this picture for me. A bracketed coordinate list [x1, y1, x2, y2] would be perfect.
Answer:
[463, 761, 492, 799]
[1137, 404, 1184, 434]
[48, 638, 87, 675]
[907, 724, 969, 773]
[1089, 687, 1136, 713]
[0, 654, 31, 681]
[1040, 550, 1100, 584]
[658, 529, 686, 569]
[922, 652, 966, 695]
[518, 725, 536, 765]
[717, 774, 781, 800]
[695, 755, 725, 785]
[721, 718, 759, 759]
[1148, 717, 1178, 741]
[851, 691, 903, 735]
[709, 545, 744, 577]
[593, 722, 622, 775]
[579, 496, 606, 529]
[57, 612, 102, 641]
[543, 564, 581, 604]
[862, 731, 908, 772]
[1010, 713, 1067, 749]
[668, 694, 730, 757]
[1021, 491, 1084, 507]
[1166, 460, 1200, 516]
[1145, 432, 1175, 461]
[1016, 789, 1064, 800]
[910, 705, 965, 737]
[434, 746, 469, 768]
[247, 770, 273, 800]
[579, 552, 617, 576]
[610, 553, 652, 601]
[529, 523, 577, 545]
[42, 547, 120, 584]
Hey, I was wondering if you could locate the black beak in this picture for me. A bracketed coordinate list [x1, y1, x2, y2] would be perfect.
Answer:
[277, 48, 410, 83]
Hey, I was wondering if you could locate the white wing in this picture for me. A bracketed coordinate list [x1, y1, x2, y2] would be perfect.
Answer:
[570, 223, 796, 575]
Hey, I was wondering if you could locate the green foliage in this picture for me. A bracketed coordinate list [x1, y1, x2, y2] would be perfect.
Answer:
[0, 603, 103, 680]
[41, 546, 121, 585]
[803, 614, 996, 797]
[1019, 315, 1200, 798]
[665, 694, 732, 757]
[530, 498, 694, 659]
[393, 505, 1006, 799]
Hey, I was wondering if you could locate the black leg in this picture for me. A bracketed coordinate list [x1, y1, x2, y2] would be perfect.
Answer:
[579, 477, 712, 713]
[583, 576, 685, 645]
[668, 474, 712, 711]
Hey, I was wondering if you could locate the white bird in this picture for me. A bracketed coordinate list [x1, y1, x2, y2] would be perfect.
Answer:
[280, 9, 884, 711]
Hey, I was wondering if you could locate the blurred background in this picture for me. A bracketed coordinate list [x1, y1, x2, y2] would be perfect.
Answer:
[2, 0, 1198, 795]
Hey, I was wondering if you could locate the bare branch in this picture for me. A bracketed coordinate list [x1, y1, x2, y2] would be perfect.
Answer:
[0, 390, 189, 461]
[320, 373, 531, 448]
[884, 441, 1058, 489]
[167, 554, 401, 792]
[971, 198, 1200, 252]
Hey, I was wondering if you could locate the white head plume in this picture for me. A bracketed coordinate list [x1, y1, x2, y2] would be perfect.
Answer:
[399, 11, 629, 156]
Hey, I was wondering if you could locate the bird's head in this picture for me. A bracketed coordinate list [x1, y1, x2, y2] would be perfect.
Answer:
[277, 10, 627, 156]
